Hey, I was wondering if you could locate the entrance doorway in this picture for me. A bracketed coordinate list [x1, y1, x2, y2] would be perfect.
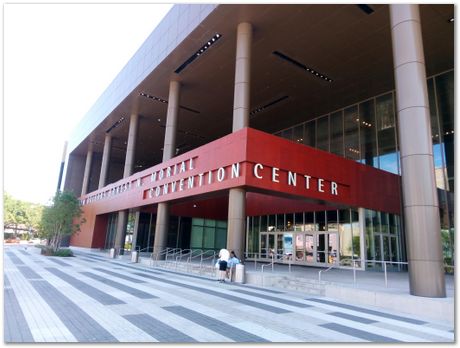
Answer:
[260, 231, 338, 267]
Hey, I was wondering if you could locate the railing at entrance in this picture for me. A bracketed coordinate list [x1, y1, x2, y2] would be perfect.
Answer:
[149, 247, 217, 277]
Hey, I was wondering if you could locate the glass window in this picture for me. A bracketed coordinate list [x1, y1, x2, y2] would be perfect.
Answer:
[339, 209, 352, 264]
[326, 210, 338, 231]
[268, 215, 276, 232]
[215, 228, 227, 250]
[294, 212, 304, 231]
[351, 209, 360, 260]
[316, 211, 326, 231]
[203, 227, 215, 249]
[304, 212, 317, 231]
[316, 115, 329, 151]
[190, 225, 203, 249]
[281, 128, 293, 141]
[435, 71, 454, 192]
[293, 124, 304, 144]
[260, 215, 267, 232]
[344, 105, 360, 161]
[359, 99, 377, 167]
[304, 121, 316, 147]
[330, 111, 344, 156]
[276, 214, 285, 231]
[376, 93, 398, 174]
[285, 213, 294, 231]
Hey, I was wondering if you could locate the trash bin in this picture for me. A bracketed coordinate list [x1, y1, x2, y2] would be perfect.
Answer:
[234, 264, 245, 283]
[109, 248, 116, 259]
[131, 251, 139, 263]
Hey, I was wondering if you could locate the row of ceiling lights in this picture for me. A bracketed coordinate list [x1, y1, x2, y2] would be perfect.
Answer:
[139, 92, 168, 104]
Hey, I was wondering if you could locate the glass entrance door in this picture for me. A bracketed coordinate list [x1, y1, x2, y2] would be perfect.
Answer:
[261, 231, 338, 266]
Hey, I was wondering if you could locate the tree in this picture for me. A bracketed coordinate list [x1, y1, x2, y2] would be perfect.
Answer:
[4, 193, 43, 238]
[40, 191, 85, 251]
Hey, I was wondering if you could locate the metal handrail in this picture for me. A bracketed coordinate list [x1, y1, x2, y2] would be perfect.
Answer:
[365, 260, 409, 287]
[150, 247, 173, 267]
[200, 251, 217, 276]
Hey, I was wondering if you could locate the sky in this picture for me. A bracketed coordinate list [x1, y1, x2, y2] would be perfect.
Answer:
[4, 3, 173, 205]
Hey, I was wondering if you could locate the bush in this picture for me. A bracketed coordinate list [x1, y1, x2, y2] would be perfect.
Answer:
[40, 246, 73, 257]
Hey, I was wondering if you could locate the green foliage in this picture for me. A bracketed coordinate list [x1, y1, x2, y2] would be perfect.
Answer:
[4, 193, 44, 236]
[52, 248, 74, 257]
[40, 191, 85, 252]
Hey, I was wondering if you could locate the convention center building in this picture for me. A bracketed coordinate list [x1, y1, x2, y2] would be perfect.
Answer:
[63, 4, 454, 298]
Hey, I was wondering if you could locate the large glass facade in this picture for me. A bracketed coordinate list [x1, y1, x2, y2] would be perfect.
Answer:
[274, 70, 454, 266]
[247, 209, 402, 269]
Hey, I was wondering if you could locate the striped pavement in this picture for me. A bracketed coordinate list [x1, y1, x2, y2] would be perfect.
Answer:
[4, 245, 454, 343]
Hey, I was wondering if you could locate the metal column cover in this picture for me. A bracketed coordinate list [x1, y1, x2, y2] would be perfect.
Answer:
[390, 4, 445, 297]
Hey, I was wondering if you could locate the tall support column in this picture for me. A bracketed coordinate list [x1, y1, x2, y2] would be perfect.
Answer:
[115, 113, 139, 255]
[163, 80, 181, 160]
[123, 113, 139, 178]
[153, 203, 169, 255]
[227, 22, 252, 260]
[153, 79, 181, 256]
[390, 4, 445, 297]
[98, 133, 112, 189]
[232, 22, 252, 132]
[114, 210, 128, 252]
[131, 210, 141, 252]
[81, 142, 93, 196]
[227, 188, 246, 258]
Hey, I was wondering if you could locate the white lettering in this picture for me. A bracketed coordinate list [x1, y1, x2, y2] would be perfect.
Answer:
[288, 171, 297, 186]
[171, 181, 177, 193]
[272, 167, 280, 183]
[149, 188, 154, 198]
[137, 178, 141, 187]
[208, 171, 212, 184]
[180, 161, 186, 173]
[254, 163, 263, 179]
[231, 163, 240, 178]
[198, 173, 204, 186]
[155, 186, 161, 197]
[304, 175, 311, 189]
[331, 181, 338, 195]
[163, 183, 169, 195]
[151, 172, 157, 182]
[188, 176, 195, 189]
[179, 178, 184, 191]
[159, 169, 164, 180]
[189, 158, 194, 170]
[217, 167, 225, 182]
[166, 167, 171, 177]
[174, 164, 178, 175]
[318, 178, 325, 192]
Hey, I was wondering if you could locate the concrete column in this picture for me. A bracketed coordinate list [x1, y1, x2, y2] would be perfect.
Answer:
[131, 210, 141, 252]
[227, 188, 246, 259]
[163, 80, 181, 161]
[153, 202, 169, 256]
[226, 23, 252, 260]
[232, 22, 252, 132]
[114, 113, 139, 255]
[390, 4, 445, 297]
[81, 142, 94, 195]
[98, 133, 112, 189]
[153, 79, 181, 257]
[114, 210, 128, 253]
[124, 113, 139, 177]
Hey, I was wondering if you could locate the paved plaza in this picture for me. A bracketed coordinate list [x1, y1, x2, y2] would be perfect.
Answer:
[4, 244, 454, 343]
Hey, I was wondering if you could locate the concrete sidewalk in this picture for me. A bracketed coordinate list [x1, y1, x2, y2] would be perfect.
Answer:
[4, 244, 455, 343]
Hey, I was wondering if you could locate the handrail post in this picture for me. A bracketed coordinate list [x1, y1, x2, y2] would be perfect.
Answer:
[271, 253, 274, 272]
[384, 261, 388, 287]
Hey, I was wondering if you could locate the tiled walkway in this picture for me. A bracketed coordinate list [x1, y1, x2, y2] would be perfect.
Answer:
[4, 245, 454, 343]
